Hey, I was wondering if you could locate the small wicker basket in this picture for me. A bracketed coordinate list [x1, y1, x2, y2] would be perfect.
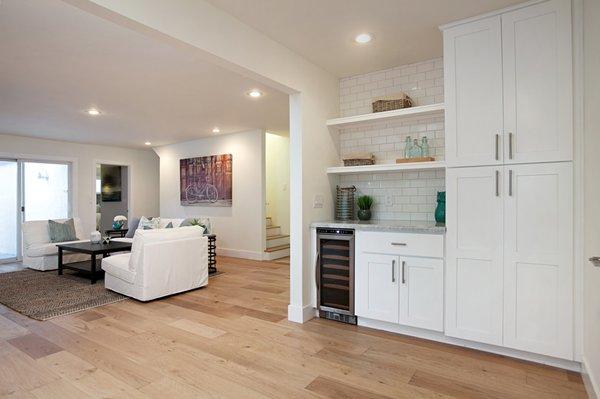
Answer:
[372, 93, 413, 113]
[343, 155, 375, 167]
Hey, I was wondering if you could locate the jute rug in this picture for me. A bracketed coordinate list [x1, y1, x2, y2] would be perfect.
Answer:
[0, 269, 126, 320]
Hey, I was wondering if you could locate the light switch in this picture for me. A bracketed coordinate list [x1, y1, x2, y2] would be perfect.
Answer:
[313, 194, 324, 209]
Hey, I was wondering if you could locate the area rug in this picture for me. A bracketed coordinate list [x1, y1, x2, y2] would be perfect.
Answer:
[0, 269, 126, 320]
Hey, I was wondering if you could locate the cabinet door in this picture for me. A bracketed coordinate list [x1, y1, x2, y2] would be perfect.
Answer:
[355, 252, 399, 323]
[446, 167, 504, 345]
[503, 162, 573, 359]
[399, 257, 444, 331]
[502, 0, 572, 164]
[443, 16, 504, 167]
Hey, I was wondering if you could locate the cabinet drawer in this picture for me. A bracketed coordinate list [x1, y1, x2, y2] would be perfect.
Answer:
[357, 231, 444, 258]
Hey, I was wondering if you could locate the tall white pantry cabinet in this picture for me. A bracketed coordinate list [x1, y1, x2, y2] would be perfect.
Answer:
[442, 0, 574, 360]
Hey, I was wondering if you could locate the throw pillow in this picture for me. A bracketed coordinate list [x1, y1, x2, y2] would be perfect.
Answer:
[125, 216, 140, 238]
[139, 216, 160, 230]
[180, 218, 207, 234]
[165, 222, 173, 228]
[48, 219, 78, 243]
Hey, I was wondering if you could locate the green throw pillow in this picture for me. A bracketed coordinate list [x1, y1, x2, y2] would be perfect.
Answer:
[48, 219, 78, 243]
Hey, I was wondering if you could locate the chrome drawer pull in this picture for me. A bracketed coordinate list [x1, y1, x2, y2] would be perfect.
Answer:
[391, 242, 407, 246]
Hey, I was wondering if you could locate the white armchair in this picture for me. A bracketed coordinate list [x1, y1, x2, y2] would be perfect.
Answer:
[101, 226, 208, 301]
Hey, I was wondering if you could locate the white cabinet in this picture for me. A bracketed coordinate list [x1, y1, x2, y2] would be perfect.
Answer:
[443, 0, 572, 167]
[355, 232, 444, 332]
[444, 16, 504, 167]
[445, 167, 504, 345]
[446, 163, 573, 359]
[502, 0, 572, 164]
[503, 163, 573, 359]
[355, 252, 399, 323]
[399, 257, 444, 331]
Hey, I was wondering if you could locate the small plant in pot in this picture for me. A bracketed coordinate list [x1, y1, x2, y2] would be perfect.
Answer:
[357, 195, 374, 221]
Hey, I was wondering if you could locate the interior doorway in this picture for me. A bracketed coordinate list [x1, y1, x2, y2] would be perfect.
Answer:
[95, 164, 129, 233]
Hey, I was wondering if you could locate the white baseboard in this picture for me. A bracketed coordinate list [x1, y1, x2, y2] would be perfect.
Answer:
[288, 304, 317, 323]
[583, 356, 600, 399]
[357, 317, 581, 371]
[218, 248, 263, 261]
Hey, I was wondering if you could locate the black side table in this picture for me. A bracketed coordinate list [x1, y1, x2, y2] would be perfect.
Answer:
[105, 229, 129, 238]
[206, 234, 217, 274]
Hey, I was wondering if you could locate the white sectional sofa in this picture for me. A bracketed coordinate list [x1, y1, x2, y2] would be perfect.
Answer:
[22, 217, 89, 271]
[101, 226, 208, 301]
[112, 217, 211, 244]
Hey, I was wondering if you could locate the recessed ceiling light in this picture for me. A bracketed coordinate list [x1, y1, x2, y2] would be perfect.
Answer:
[212, 127, 220, 133]
[144, 141, 152, 146]
[354, 33, 372, 44]
[87, 108, 100, 116]
[247, 89, 263, 98]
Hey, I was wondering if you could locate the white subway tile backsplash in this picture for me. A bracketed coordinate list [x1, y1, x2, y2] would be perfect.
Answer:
[338, 58, 445, 222]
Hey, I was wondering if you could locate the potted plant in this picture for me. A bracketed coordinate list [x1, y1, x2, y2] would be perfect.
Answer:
[113, 215, 127, 230]
[357, 195, 374, 221]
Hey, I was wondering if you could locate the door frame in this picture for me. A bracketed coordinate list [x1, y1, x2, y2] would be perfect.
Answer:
[0, 158, 19, 264]
[92, 159, 133, 234]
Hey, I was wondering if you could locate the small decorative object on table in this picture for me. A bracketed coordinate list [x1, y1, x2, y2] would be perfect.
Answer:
[372, 92, 413, 113]
[112, 215, 127, 230]
[357, 195, 373, 221]
[102, 235, 111, 245]
[342, 153, 375, 167]
[90, 231, 101, 244]
[435, 191, 446, 224]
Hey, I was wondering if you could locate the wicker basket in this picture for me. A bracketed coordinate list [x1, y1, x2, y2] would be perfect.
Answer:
[372, 93, 413, 113]
[343, 155, 375, 167]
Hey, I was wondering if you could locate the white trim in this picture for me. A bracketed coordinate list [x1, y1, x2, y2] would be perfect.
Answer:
[583, 357, 600, 399]
[218, 247, 263, 261]
[326, 103, 444, 130]
[358, 317, 582, 371]
[439, 0, 549, 30]
[288, 304, 316, 324]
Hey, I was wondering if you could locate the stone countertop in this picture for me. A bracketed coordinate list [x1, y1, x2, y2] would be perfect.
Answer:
[310, 220, 446, 234]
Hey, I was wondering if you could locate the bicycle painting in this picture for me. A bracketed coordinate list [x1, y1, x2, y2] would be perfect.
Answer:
[180, 154, 232, 207]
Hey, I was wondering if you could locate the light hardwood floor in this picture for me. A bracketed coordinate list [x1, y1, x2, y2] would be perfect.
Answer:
[0, 257, 587, 398]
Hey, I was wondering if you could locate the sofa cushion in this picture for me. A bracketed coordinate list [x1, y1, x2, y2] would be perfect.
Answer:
[139, 216, 160, 230]
[23, 218, 84, 249]
[48, 219, 78, 243]
[101, 253, 135, 284]
[158, 218, 184, 229]
[26, 239, 88, 257]
[125, 217, 140, 238]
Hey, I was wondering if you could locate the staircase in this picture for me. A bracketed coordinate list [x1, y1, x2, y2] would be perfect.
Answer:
[264, 217, 290, 260]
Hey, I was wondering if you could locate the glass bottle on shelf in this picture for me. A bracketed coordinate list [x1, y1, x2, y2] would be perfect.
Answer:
[404, 136, 412, 159]
[408, 138, 422, 158]
[421, 136, 430, 157]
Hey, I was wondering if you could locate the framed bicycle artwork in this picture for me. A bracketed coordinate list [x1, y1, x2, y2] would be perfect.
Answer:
[180, 154, 232, 207]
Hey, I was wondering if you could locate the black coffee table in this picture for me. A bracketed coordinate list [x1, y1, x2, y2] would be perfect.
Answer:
[56, 241, 132, 284]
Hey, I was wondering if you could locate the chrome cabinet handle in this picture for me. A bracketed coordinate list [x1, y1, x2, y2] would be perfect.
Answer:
[392, 260, 396, 282]
[509, 132, 514, 159]
[401, 260, 406, 284]
[495, 170, 500, 197]
[391, 242, 407, 246]
[509, 170, 513, 196]
[495, 134, 499, 161]
[590, 257, 600, 266]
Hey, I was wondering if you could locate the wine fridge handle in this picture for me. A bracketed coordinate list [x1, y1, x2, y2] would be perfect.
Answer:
[315, 252, 320, 290]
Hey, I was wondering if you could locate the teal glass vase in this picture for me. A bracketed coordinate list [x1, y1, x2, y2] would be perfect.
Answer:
[435, 191, 445, 224]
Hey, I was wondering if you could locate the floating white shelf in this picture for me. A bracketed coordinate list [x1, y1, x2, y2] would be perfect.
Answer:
[326, 161, 446, 175]
[326, 103, 445, 130]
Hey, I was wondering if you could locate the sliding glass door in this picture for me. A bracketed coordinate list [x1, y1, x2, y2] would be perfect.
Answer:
[0, 160, 71, 263]
[22, 161, 70, 221]
[0, 160, 18, 262]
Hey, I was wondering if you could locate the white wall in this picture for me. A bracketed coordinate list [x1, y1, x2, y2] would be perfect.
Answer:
[73, 0, 339, 323]
[154, 130, 265, 260]
[265, 132, 289, 235]
[0, 133, 159, 238]
[583, 0, 600, 396]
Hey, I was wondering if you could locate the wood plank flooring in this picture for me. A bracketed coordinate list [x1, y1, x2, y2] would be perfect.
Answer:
[0, 257, 587, 398]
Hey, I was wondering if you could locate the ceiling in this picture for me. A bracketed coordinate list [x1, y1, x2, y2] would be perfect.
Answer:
[0, 0, 289, 149]
[207, 0, 524, 77]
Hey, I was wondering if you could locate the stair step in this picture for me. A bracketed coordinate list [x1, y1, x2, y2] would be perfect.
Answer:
[266, 225, 282, 237]
[266, 225, 281, 229]
[266, 234, 289, 241]
[264, 244, 290, 253]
